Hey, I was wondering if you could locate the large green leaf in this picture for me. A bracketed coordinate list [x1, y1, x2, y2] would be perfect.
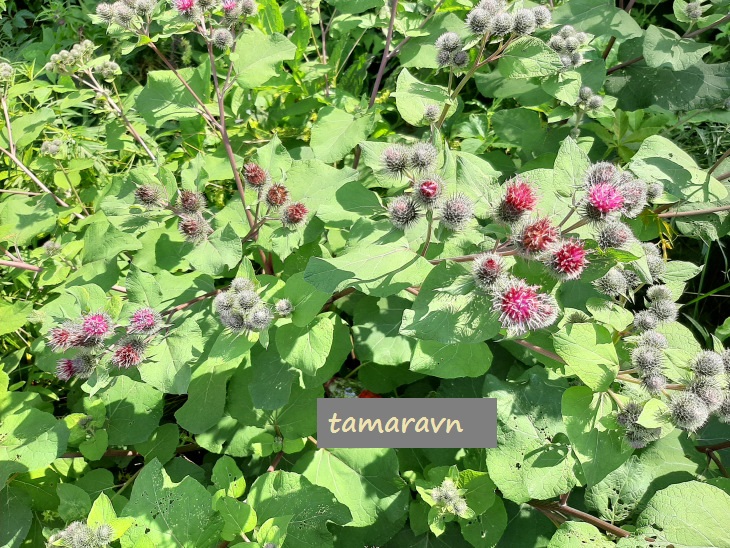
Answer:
[121, 459, 223, 547]
[497, 37, 563, 79]
[275, 314, 334, 377]
[628, 135, 727, 203]
[553, 323, 619, 392]
[310, 107, 374, 163]
[352, 296, 415, 367]
[295, 448, 409, 528]
[636, 481, 730, 546]
[607, 60, 730, 112]
[100, 377, 164, 446]
[175, 329, 254, 434]
[562, 386, 633, 486]
[410, 340, 493, 379]
[304, 241, 431, 297]
[0, 409, 68, 490]
[643, 25, 711, 71]
[135, 64, 210, 126]
[247, 471, 352, 548]
[283, 159, 379, 228]
[484, 369, 579, 504]
[400, 262, 501, 344]
[395, 69, 452, 127]
[185, 223, 242, 276]
[141, 317, 203, 394]
[231, 28, 296, 88]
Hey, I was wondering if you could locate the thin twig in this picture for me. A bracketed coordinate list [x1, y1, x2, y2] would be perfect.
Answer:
[1, 95, 16, 155]
[658, 204, 730, 218]
[352, 0, 399, 169]
[388, 0, 444, 60]
[267, 451, 284, 472]
[512, 339, 565, 363]
[0, 188, 42, 196]
[0, 146, 84, 219]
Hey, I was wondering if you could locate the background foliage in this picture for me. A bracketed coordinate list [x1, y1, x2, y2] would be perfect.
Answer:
[1, 0, 730, 546]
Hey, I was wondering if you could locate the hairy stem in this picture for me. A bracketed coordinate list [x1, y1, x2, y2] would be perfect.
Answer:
[657, 204, 730, 218]
[512, 339, 565, 363]
[0, 148, 85, 219]
[352, 0, 399, 169]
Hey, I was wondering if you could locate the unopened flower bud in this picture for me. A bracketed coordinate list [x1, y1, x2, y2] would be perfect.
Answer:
[135, 184, 164, 207]
[593, 268, 628, 297]
[649, 299, 677, 323]
[177, 190, 206, 213]
[596, 221, 633, 250]
[388, 195, 421, 230]
[472, 252, 505, 290]
[112, 2, 136, 26]
[281, 202, 308, 227]
[381, 145, 410, 177]
[243, 162, 268, 187]
[513, 9, 536, 35]
[636, 330, 668, 349]
[135, 0, 156, 15]
[641, 373, 667, 395]
[669, 392, 709, 432]
[275, 298, 294, 317]
[586, 95, 603, 110]
[466, 8, 491, 35]
[646, 285, 672, 302]
[240, 0, 257, 15]
[212, 28, 234, 50]
[424, 104, 440, 122]
[229, 278, 255, 293]
[532, 5, 551, 27]
[245, 304, 273, 332]
[435, 31, 461, 52]
[440, 194, 474, 231]
[633, 310, 659, 332]
[264, 183, 289, 209]
[690, 350, 724, 377]
[178, 213, 212, 243]
[96, 2, 114, 22]
[0, 63, 13, 82]
[617, 401, 642, 427]
[646, 182, 664, 202]
[685, 1, 702, 20]
[490, 12, 514, 36]
[410, 142, 438, 172]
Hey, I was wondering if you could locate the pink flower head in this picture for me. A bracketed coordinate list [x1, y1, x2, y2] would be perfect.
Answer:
[505, 180, 538, 212]
[129, 307, 162, 334]
[174, 0, 196, 12]
[547, 239, 588, 280]
[472, 252, 505, 290]
[243, 162, 268, 188]
[112, 339, 146, 369]
[48, 323, 78, 352]
[222, 0, 237, 11]
[56, 359, 76, 381]
[493, 278, 558, 335]
[413, 177, 443, 208]
[517, 217, 560, 255]
[282, 202, 308, 227]
[498, 179, 537, 223]
[81, 312, 113, 340]
[588, 182, 624, 215]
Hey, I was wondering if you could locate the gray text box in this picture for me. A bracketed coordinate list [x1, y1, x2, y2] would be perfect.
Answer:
[317, 398, 497, 448]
